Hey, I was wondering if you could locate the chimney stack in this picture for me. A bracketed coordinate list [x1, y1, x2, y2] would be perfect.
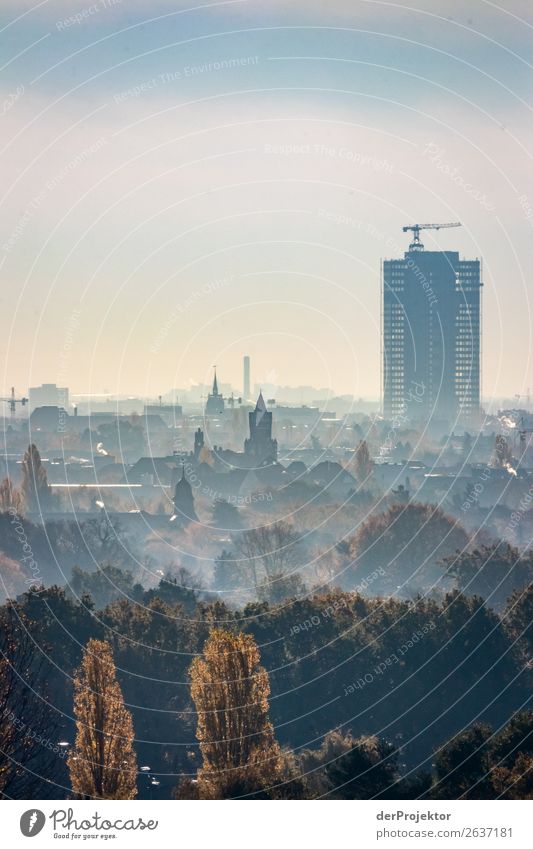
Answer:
[243, 356, 250, 401]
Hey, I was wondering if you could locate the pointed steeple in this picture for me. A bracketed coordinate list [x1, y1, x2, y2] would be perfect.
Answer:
[173, 461, 198, 523]
[205, 367, 225, 416]
[255, 391, 266, 424]
[244, 390, 277, 464]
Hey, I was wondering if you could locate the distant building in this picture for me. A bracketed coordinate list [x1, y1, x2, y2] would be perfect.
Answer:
[29, 383, 69, 412]
[273, 404, 335, 424]
[128, 455, 177, 486]
[243, 356, 251, 401]
[172, 465, 198, 523]
[143, 403, 182, 425]
[205, 369, 225, 416]
[382, 242, 481, 425]
[194, 427, 204, 458]
[244, 392, 278, 465]
[30, 406, 66, 432]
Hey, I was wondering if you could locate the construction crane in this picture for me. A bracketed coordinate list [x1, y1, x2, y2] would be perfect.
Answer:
[402, 222, 461, 251]
[0, 387, 28, 418]
[226, 393, 243, 409]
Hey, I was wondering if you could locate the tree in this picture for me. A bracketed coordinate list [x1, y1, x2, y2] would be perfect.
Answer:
[353, 440, 374, 483]
[0, 603, 60, 798]
[432, 713, 533, 800]
[78, 516, 129, 569]
[491, 752, 533, 798]
[69, 564, 143, 609]
[505, 583, 533, 662]
[300, 730, 402, 799]
[492, 434, 514, 469]
[21, 444, 53, 513]
[432, 723, 493, 799]
[233, 520, 302, 603]
[444, 543, 533, 610]
[325, 735, 399, 799]
[68, 639, 138, 799]
[213, 550, 249, 596]
[0, 477, 23, 514]
[188, 629, 283, 798]
[489, 710, 533, 799]
[198, 445, 214, 466]
[211, 499, 241, 530]
[143, 569, 200, 614]
[341, 502, 469, 595]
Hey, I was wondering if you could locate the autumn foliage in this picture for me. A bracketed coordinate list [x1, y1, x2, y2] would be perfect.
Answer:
[68, 639, 138, 799]
[189, 629, 283, 798]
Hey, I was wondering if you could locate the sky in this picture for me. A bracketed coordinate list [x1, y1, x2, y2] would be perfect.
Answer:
[1, 0, 532, 402]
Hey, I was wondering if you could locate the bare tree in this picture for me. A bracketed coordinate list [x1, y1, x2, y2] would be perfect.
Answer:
[233, 520, 302, 601]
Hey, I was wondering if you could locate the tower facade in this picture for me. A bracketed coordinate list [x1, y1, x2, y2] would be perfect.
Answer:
[382, 247, 481, 425]
[244, 392, 277, 465]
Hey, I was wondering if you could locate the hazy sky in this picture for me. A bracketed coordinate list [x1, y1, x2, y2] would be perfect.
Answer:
[1, 0, 532, 401]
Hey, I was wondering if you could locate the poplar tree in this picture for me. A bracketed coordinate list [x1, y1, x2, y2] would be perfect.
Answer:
[189, 629, 283, 798]
[0, 477, 24, 513]
[68, 639, 138, 799]
[20, 444, 53, 512]
[354, 439, 374, 482]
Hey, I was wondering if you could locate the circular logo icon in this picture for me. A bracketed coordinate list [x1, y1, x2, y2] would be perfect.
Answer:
[20, 810, 46, 837]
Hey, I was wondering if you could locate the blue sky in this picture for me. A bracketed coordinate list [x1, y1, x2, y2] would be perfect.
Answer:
[1, 0, 532, 400]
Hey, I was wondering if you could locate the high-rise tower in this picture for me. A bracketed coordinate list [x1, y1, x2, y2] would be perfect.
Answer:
[382, 232, 481, 425]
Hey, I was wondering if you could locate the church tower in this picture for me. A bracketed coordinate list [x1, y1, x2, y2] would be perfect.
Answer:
[205, 368, 225, 416]
[244, 392, 278, 465]
[172, 465, 198, 523]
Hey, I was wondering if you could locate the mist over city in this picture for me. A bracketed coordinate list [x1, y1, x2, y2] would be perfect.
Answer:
[0, 0, 532, 830]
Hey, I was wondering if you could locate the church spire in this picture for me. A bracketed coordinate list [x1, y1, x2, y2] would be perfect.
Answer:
[205, 366, 225, 416]
[255, 390, 266, 423]
[172, 462, 198, 524]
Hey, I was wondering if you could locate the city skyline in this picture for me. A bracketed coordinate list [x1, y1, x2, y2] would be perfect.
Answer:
[1, 1, 532, 400]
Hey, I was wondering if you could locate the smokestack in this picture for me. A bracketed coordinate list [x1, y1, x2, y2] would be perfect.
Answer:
[243, 356, 250, 401]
